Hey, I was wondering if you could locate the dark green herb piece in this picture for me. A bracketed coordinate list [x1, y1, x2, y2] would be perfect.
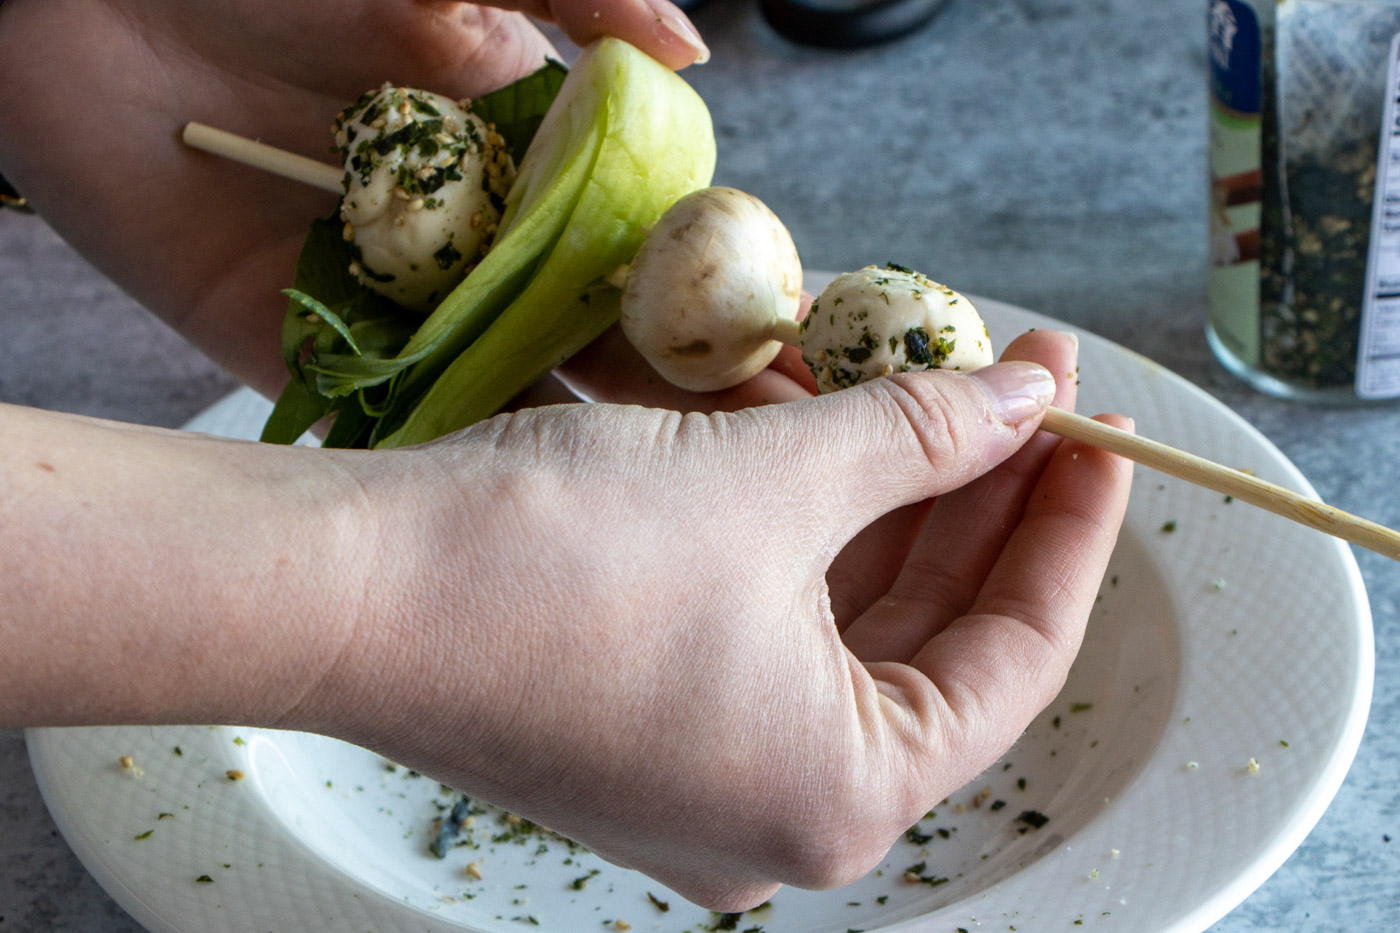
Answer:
[647, 892, 670, 912]
[434, 240, 464, 271]
[1016, 810, 1050, 830]
[570, 868, 601, 890]
[902, 861, 949, 886]
[428, 795, 474, 859]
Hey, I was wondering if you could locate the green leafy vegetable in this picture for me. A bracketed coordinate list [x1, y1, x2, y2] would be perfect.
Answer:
[262, 40, 715, 449]
[261, 216, 410, 444]
[378, 39, 715, 446]
[263, 61, 572, 446]
[469, 60, 569, 164]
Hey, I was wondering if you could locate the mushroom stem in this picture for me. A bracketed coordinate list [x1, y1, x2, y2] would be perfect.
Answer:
[767, 316, 801, 347]
[182, 122, 343, 194]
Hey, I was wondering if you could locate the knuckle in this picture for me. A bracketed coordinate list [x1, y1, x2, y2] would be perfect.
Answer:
[764, 775, 892, 890]
[677, 880, 781, 915]
[874, 373, 976, 478]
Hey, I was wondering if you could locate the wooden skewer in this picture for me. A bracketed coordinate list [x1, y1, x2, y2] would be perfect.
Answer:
[180, 122, 1400, 560]
[764, 326, 1400, 561]
[182, 122, 343, 194]
[1040, 408, 1400, 561]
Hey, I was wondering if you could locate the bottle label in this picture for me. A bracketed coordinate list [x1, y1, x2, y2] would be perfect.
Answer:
[1356, 33, 1400, 399]
[1207, 0, 1263, 369]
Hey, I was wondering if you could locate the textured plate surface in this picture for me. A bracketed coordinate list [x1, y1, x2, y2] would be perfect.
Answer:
[28, 291, 1373, 933]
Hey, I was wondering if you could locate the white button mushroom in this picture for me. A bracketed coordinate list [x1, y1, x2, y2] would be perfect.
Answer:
[620, 187, 803, 392]
[335, 84, 514, 312]
[800, 264, 993, 393]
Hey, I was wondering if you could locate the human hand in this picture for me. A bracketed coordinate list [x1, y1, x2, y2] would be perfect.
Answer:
[0, 0, 708, 397]
[288, 329, 1132, 910]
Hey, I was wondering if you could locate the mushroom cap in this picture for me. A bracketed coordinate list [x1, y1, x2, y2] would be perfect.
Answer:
[621, 187, 802, 392]
[801, 265, 993, 393]
[335, 85, 513, 312]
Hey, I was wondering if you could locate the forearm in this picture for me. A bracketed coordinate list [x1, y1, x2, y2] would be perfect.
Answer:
[0, 402, 372, 728]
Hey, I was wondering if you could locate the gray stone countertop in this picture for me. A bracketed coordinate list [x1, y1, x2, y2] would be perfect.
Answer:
[2, 0, 1397, 929]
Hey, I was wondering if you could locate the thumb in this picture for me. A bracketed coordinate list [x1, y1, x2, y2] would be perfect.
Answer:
[474, 0, 711, 70]
[731, 362, 1057, 539]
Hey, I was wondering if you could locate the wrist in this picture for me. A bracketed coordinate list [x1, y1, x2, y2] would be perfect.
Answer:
[0, 404, 375, 730]
[277, 432, 552, 796]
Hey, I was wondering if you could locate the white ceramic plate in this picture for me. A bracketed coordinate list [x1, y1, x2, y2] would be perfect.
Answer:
[28, 291, 1373, 933]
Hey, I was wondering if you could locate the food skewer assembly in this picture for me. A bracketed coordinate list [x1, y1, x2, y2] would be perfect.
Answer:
[181, 115, 1400, 562]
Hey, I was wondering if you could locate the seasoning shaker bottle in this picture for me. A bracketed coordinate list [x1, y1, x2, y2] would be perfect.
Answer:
[1208, 0, 1400, 402]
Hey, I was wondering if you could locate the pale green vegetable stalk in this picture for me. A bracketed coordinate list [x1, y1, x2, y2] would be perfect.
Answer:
[375, 38, 716, 447]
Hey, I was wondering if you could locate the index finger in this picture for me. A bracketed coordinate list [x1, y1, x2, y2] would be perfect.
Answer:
[472, 0, 711, 70]
[874, 413, 1134, 781]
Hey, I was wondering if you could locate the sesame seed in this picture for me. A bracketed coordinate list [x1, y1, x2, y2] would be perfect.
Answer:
[226, 770, 244, 781]
[342, 222, 355, 242]
[465, 861, 483, 880]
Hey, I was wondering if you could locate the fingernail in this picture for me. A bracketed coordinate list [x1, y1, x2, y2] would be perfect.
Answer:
[644, 0, 711, 64]
[969, 361, 1056, 425]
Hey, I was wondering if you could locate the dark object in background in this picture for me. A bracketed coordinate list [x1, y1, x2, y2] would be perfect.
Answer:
[759, 0, 954, 49]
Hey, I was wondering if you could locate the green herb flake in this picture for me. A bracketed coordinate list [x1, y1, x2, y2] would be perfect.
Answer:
[195, 875, 214, 884]
[1016, 810, 1050, 830]
[134, 830, 154, 840]
[1070, 702, 1093, 713]
[570, 868, 601, 890]
[647, 892, 670, 912]
[433, 240, 464, 271]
